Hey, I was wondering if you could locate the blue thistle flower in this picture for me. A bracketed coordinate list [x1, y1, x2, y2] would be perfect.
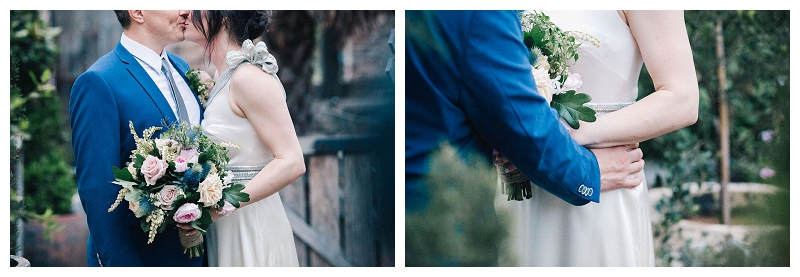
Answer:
[183, 164, 205, 188]
[201, 161, 212, 177]
[185, 126, 201, 145]
[137, 196, 156, 217]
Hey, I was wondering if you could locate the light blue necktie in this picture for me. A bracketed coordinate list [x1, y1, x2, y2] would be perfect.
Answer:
[161, 57, 189, 123]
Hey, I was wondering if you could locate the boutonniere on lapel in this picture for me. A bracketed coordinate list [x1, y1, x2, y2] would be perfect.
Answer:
[185, 69, 216, 108]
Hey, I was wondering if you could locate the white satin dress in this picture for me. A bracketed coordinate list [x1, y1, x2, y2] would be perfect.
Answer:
[202, 62, 299, 267]
[511, 10, 655, 267]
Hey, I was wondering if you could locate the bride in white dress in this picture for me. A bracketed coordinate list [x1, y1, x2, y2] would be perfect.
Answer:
[509, 10, 698, 266]
[182, 10, 305, 266]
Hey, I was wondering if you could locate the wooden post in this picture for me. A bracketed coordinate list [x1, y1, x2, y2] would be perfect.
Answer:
[716, 17, 731, 225]
[343, 154, 375, 266]
[309, 155, 340, 266]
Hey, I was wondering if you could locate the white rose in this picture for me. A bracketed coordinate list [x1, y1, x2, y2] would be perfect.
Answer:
[198, 173, 224, 207]
[532, 67, 554, 103]
[141, 155, 168, 186]
[533, 55, 550, 71]
[561, 72, 583, 92]
[223, 170, 234, 185]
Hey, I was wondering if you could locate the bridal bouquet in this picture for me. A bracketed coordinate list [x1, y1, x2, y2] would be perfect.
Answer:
[108, 121, 250, 258]
[497, 11, 600, 201]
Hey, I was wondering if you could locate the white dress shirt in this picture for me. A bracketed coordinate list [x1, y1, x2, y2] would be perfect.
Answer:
[120, 33, 201, 126]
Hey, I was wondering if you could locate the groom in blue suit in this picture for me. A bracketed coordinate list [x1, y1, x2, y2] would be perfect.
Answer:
[70, 10, 203, 266]
[406, 10, 645, 211]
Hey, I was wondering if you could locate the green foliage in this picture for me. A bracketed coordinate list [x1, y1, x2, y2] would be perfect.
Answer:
[550, 90, 595, 129]
[406, 142, 510, 266]
[10, 10, 61, 96]
[641, 10, 789, 266]
[11, 10, 76, 218]
[518, 10, 583, 80]
[222, 183, 250, 208]
[517, 10, 597, 130]
[677, 228, 789, 266]
[23, 152, 77, 215]
[10, 29, 61, 254]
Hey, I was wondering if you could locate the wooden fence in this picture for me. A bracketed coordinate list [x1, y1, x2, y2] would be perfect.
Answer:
[281, 135, 394, 267]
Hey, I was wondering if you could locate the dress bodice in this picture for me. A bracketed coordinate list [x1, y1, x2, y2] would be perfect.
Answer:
[543, 10, 643, 103]
[201, 40, 282, 167]
[201, 79, 274, 166]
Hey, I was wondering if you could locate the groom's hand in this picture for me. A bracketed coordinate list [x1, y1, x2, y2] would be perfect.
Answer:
[590, 144, 644, 192]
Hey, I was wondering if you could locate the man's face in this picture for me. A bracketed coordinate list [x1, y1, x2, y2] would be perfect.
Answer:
[142, 10, 189, 45]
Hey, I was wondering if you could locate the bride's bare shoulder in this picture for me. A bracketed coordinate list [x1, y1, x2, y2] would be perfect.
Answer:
[229, 65, 282, 95]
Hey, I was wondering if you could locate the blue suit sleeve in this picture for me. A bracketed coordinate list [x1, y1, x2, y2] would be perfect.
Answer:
[460, 11, 601, 205]
[70, 71, 143, 266]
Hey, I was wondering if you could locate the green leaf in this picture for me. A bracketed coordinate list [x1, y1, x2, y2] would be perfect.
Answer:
[550, 90, 596, 129]
[141, 219, 150, 233]
[112, 166, 134, 181]
[222, 183, 251, 208]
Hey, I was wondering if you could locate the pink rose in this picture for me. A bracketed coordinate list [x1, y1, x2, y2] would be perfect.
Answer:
[141, 155, 168, 186]
[179, 148, 199, 164]
[217, 201, 236, 217]
[173, 203, 201, 223]
[158, 185, 181, 210]
[561, 73, 583, 92]
[128, 199, 140, 215]
[174, 157, 189, 173]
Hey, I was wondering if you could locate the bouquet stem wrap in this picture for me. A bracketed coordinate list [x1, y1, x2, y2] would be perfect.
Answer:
[495, 153, 532, 201]
[180, 229, 204, 258]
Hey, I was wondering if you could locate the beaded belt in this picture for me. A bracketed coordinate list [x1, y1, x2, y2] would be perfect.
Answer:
[226, 165, 265, 183]
[584, 102, 635, 116]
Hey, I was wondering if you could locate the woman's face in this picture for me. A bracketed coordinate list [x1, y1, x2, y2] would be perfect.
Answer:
[184, 11, 207, 46]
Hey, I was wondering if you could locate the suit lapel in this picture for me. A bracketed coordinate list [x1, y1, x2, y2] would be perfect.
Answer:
[114, 42, 178, 124]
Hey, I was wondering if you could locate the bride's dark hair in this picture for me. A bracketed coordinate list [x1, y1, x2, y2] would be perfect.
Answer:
[191, 10, 272, 58]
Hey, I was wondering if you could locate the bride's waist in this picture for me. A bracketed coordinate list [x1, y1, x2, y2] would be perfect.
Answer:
[584, 102, 635, 116]
[226, 165, 265, 183]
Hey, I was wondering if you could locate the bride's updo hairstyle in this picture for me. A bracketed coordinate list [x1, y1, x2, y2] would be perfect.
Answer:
[191, 10, 273, 57]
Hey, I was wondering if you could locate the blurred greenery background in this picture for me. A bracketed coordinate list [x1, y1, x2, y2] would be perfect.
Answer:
[405, 10, 789, 267]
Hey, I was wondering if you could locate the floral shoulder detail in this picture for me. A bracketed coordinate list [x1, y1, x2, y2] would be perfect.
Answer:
[226, 39, 278, 74]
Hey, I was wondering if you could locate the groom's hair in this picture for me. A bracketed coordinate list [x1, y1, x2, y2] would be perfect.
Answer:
[114, 10, 131, 29]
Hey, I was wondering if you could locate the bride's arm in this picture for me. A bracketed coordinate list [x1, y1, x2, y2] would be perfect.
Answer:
[570, 10, 699, 148]
[228, 66, 306, 209]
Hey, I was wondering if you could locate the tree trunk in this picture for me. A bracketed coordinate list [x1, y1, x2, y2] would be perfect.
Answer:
[715, 17, 731, 225]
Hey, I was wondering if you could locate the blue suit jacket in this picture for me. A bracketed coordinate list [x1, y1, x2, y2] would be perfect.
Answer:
[70, 41, 203, 266]
[405, 10, 601, 211]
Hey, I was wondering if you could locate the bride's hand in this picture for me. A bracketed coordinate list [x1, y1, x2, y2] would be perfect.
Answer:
[590, 143, 645, 192]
